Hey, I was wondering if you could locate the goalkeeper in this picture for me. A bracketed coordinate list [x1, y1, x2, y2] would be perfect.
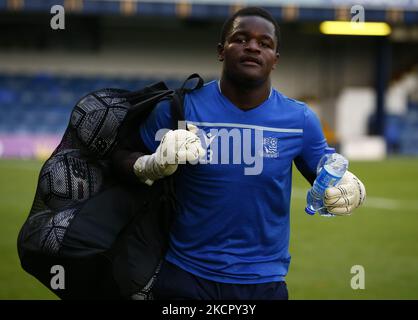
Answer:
[116, 7, 366, 300]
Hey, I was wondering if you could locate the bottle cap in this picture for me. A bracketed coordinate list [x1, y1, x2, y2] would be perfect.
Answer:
[305, 206, 316, 215]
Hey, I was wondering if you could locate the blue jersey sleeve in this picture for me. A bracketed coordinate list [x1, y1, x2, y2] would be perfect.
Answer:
[294, 105, 328, 184]
[139, 99, 174, 153]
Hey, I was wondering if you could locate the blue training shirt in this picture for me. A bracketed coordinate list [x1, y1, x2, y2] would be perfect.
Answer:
[139, 80, 328, 284]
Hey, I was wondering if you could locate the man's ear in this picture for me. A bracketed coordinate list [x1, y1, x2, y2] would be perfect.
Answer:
[217, 43, 224, 62]
[272, 52, 280, 70]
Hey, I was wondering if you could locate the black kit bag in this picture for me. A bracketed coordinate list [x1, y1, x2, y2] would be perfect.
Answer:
[17, 74, 204, 299]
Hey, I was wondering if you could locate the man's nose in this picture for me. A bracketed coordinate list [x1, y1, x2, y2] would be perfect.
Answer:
[244, 39, 261, 52]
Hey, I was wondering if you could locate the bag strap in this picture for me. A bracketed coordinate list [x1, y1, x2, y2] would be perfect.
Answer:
[116, 84, 174, 143]
[123, 89, 174, 124]
[123, 73, 203, 130]
[119, 81, 169, 103]
[180, 73, 204, 93]
[116, 74, 204, 152]
[171, 73, 204, 129]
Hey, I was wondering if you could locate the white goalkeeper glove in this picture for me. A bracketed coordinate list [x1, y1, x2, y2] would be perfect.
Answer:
[324, 171, 366, 216]
[133, 124, 205, 186]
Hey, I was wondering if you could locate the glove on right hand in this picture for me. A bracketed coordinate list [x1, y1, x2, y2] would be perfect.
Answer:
[133, 126, 205, 185]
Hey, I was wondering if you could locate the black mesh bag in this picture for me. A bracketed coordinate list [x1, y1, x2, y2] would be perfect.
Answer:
[17, 74, 204, 299]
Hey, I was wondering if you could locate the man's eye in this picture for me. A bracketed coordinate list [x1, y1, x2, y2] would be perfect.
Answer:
[260, 41, 272, 48]
[231, 35, 246, 44]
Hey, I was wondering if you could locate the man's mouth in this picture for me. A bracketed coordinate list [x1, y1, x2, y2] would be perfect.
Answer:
[240, 56, 262, 66]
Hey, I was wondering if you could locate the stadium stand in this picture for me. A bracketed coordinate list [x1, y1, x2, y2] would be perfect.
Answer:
[1, 67, 418, 158]
[336, 65, 418, 157]
[1, 1, 418, 159]
[0, 73, 184, 135]
[0, 73, 188, 159]
[400, 99, 418, 155]
[1, 0, 418, 23]
[386, 67, 418, 155]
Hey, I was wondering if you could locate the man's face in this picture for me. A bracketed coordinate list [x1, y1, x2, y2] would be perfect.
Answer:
[218, 15, 279, 86]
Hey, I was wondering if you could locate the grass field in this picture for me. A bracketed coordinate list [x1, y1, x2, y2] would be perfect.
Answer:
[0, 158, 418, 300]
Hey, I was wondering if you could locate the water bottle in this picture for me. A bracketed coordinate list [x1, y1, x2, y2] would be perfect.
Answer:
[305, 148, 349, 217]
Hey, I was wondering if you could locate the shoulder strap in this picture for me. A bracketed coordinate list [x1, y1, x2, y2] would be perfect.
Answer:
[171, 73, 204, 129]
[115, 85, 175, 151]
[122, 85, 174, 124]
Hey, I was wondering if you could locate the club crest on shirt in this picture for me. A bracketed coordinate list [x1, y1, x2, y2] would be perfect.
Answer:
[262, 137, 279, 158]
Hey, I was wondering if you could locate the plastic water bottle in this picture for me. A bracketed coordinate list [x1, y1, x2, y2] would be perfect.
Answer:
[305, 148, 349, 217]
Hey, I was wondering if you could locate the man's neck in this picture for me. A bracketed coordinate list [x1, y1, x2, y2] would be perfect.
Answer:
[219, 76, 272, 111]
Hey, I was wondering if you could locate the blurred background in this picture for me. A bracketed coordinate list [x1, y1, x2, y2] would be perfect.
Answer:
[0, 0, 417, 299]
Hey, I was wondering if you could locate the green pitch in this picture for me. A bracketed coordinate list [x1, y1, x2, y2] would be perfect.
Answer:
[0, 158, 417, 300]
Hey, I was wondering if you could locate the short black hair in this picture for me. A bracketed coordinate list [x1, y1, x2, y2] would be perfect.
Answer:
[220, 7, 281, 53]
